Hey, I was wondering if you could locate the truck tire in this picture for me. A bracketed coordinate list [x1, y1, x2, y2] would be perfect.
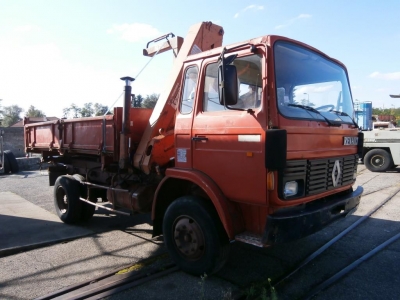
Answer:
[364, 149, 393, 172]
[54, 175, 83, 224]
[163, 196, 230, 276]
[1, 152, 11, 174]
[72, 174, 96, 221]
[4, 150, 19, 173]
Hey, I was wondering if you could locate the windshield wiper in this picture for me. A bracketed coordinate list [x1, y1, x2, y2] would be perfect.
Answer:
[329, 110, 359, 128]
[288, 104, 341, 127]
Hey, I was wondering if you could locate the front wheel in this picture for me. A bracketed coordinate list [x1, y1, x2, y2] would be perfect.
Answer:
[364, 149, 393, 172]
[163, 196, 230, 276]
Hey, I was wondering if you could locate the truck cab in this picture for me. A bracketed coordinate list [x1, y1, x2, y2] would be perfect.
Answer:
[150, 33, 363, 273]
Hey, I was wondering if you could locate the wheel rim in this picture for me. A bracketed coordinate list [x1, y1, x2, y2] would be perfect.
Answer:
[371, 155, 384, 167]
[55, 186, 68, 214]
[173, 216, 205, 260]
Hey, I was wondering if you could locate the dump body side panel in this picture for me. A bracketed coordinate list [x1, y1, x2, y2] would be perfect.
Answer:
[61, 116, 115, 155]
[25, 120, 61, 152]
[24, 108, 154, 160]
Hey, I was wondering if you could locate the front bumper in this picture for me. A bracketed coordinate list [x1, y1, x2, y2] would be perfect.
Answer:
[262, 186, 363, 245]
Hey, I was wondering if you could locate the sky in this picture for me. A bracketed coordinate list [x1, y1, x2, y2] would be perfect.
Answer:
[0, 0, 399, 118]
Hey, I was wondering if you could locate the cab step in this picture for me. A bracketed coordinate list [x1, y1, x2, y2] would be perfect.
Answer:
[235, 232, 264, 247]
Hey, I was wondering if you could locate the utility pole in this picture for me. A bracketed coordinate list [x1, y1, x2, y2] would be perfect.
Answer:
[389, 95, 400, 127]
[303, 93, 309, 105]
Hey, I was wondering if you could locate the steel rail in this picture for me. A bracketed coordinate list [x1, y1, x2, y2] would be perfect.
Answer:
[55, 264, 178, 300]
[85, 265, 179, 300]
[35, 257, 176, 300]
[303, 232, 400, 300]
[273, 186, 400, 286]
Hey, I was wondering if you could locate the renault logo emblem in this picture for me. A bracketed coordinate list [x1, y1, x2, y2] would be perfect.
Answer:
[332, 160, 341, 187]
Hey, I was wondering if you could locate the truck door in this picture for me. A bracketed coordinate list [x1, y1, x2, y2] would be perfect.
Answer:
[191, 55, 267, 205]
[174, 65, 199, 169]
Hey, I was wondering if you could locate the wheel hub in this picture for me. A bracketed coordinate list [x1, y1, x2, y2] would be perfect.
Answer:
[371, 155, 384, 167]
[56, 186, 68, 214]
[173, 217, 205, 260]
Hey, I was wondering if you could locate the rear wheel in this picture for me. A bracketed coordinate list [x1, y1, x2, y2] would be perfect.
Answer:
[364, 149, 393, 172]
[54, 175, 82, 223]
[163, 196, 230, 275]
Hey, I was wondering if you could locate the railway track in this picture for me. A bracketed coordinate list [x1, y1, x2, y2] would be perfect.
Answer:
[35, 255, 178, 300]
[270, 185, 400, 299]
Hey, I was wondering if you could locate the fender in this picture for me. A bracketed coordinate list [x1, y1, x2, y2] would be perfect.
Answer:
[152, 168, 238, 239]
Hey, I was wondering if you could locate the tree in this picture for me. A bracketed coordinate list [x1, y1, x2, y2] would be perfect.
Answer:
[62, 103, 81, 119]
[142, 93, 159, 109]
[62, 102, 111, 118]
[0, 99, 3, 117]
[93, 103, 109, 116]
[2, 105, 23, 127]
[80, 103, 94, 117]
[132, 94, 144, 108]
[25, 105, 45, 118]
[0, 99, 3, 126]
[300, 99, 315, 107]
[372, 107, 392, 116]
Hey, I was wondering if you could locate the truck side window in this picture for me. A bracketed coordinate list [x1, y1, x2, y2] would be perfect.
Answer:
[180, 66, 199, 114]
[233, 55, 262, 109]
[203, 55, 262, 112]
[203, 62, 224, 112]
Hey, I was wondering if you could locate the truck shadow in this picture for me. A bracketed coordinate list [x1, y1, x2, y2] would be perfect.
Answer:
[386, 166, 400, 173]
[0, 212, 167, 300]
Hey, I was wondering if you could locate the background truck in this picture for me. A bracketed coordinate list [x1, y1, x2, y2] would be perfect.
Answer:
[24, 21, 363, 275]
[363, 129, 400, 172]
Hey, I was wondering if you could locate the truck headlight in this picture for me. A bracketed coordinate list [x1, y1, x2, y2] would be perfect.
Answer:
[284, 181, 298, 197]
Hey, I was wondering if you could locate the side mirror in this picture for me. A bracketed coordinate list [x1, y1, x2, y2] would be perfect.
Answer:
[218, 65, 238, 106]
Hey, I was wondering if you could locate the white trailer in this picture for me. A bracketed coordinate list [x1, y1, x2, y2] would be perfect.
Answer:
[363, 129, 400, 172]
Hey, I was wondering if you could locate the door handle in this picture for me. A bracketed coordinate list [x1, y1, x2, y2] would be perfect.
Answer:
[192, 136, 208, 142]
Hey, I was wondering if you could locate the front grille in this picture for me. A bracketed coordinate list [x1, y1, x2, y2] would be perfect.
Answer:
[283, 155, 358, 197]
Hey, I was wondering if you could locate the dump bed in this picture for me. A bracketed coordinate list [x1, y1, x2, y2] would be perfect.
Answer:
[24, 108, 153, 159]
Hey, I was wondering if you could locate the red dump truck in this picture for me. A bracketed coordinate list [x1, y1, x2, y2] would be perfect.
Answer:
[24, 22, 363, 275]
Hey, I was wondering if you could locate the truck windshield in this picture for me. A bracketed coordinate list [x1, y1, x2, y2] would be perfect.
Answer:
[274, 41, 355, 125]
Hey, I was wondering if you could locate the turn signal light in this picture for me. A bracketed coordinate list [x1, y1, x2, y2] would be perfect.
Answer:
[267, 171, 274, 191]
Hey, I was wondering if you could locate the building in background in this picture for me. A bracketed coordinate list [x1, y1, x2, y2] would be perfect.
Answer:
[10, 116, 58, 128]
[1, 117, 58, 157]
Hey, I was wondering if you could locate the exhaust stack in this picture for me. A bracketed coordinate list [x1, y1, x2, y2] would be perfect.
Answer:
[119, 76, 134, 169]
